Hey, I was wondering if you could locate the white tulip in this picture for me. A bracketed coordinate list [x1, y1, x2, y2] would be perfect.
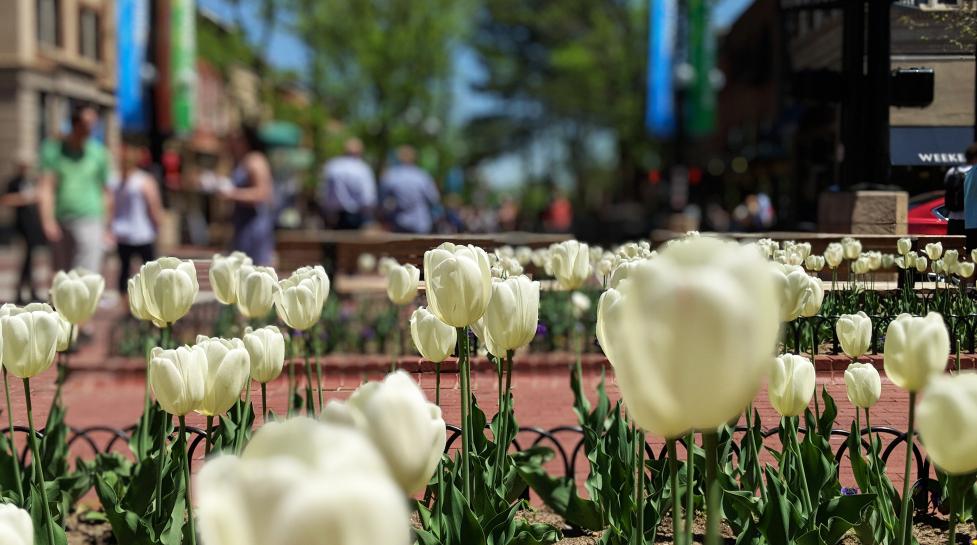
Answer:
[409, 307, 456, 363]
[852, 257, 871, 275]
[972, 249, 977, 264]
[377, 257, 399, 277]
[514, 246, 533, 266]
[0, 503, 32, 545]
[323, 371, 446, 495]
[769, 354, 816, 417]
[844, 362, 881, 409]
[841, 237, 862, 260]
[548, 240, 592, 290]
[50, 268, 105, 325]
[824, 243, 844, 269]
[0, 306, 63, 378]
[915, 256, 929, 273]
[209, 252, 252, 305]
[478, 276, 539, 355]
[804, 255, 825, 272]
[957, 261, 976, 278]
[916, 373, 977, 475]
[357, 253, 377, 274]
[423, 243, 492, 327]
[925, 242, 943, 261]
[882, 253, 896, 269]
[243, 326, 286, 384]
[944, 249, 959, 268]
[195, 336, 252, 416]
[866, 251, 883, 271]
[897, 238, 912, 256]
[774, 264, 823, 321]
[883, 312, 950, 393]
[237, 265, 278, 319]
[596, 287, 625, 366]
[385, 264, 420, 306]
[836, 312, 872, 359]
[608, 258, 644, 289]
[795, 242, 812, 261]
[275, 267, 329, 331]
[131, 257, 199, 326]
[149, 345, 207, 416]
[614, 237, 780, 438]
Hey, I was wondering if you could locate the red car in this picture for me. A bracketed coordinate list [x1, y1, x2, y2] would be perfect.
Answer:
[907, 191, 949, 235]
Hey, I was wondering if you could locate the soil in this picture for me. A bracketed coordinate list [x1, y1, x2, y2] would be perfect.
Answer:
[64, 506, 977, 545]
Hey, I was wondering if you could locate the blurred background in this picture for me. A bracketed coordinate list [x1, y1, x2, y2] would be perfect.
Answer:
[0, 0, 973, 265]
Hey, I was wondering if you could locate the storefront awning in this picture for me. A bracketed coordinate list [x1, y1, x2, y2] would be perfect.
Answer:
[890, 126, 973, 166]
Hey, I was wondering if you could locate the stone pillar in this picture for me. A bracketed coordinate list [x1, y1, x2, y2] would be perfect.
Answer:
[817, 190, 908, 234]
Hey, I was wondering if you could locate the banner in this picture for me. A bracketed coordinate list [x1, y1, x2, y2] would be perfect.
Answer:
[645, 0, 677, 137]
[170, 0, 196, 136]
[687, 0, 716, 136]
[117, 0, 149, 132]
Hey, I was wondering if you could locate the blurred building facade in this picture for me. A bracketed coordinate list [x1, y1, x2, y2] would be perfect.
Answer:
[0, 0, 119, 173]
[715, 0, 975, 229]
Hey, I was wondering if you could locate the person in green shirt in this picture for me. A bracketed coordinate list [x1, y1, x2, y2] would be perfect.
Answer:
[37, 104, 113, 275]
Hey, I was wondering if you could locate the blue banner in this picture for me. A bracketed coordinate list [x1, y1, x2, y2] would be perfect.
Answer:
[645, 0, 677, 137]
[117, 0, 149, 132]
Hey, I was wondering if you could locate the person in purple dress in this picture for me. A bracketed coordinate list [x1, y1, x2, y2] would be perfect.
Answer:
[218, 125, 275, 265]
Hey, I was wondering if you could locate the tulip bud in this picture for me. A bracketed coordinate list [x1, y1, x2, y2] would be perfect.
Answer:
[274, 267, 328, 331]
[243, 326, 286, 383]
[571, 291, 591, 320]
[50, 268, 105, 325]
[616, 237, 780, 438]
[548, 240, 592, 290]
[149, 345, 207, 416]
[595, 257, 614, 278]
[769, 354, 816, 417]
[0, 503, 32, 545]
[0, 305, 63, 378]
[883, 312, 950, 392]
[881, 253, 896, 269]
[385, 264, 420, 306]
[478, 276, 539, 355]
[795, 242, 812, 261]
[423, 243, 492, 327]
[957, 261, 976, 278]
[944, 249, 960, 268]
[195, 336, 251, 416]
[841, 237, 862, 260]
[844, 362, 881, 409]
[377, 256, 399, 277]
[915, 256, 929, 273]
[774, 264, 823, 321]
[515, 246, 533, 266]
[596, 287, 625, 365]
[196, 417, 409, 545]
[897, 237, 912, 256]
[324, 371, 446, 495]
[852, 257, 871, 275]
[804, 255, 825, 272]
[608, 258, 644, 289]
[409, 307, 456, 362]
[932, 259, 945, 275]
[357, 253, 377, 274]
[131, 257, 199, 326]
[916, 373, 977, 475]
[824, 243, 844, 269]
[836, 312, 872, 359]
[925, 242, 943, 261]
[209, 252, 252, 305]
[236, 264, 278, 319]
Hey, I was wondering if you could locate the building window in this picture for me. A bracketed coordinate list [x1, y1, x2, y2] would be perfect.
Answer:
[36, 0, 59, 47]
[79, 8, 100, 60]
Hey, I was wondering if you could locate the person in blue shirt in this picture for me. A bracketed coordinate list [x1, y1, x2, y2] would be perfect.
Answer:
[379, 146, 441, 234]
[318, 138, 377, 229]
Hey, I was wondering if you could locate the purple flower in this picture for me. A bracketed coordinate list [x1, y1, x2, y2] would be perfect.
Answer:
[361, 326, 375, 340]
[535, 322, 548, 338]
[841, 487, 858, 496]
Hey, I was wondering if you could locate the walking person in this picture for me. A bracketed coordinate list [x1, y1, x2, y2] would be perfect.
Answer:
[379, 145, 441, 234]
[218, 125, 275, 265]
[111, 144, 164, 295]
[318, 137, 377, 229]
[37, 104, 112, 274]
[0, 157, 44, 303]
[945, 143, 976, 236]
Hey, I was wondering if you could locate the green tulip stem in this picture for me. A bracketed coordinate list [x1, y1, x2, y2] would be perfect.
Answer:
[494, 351, 515, 490]
[52, 324, 73, 407]
[633, 427, 645, 545]
[864, 408, 879, 464]
[303, 341, 315, 416]
[703, 430, 721, 545]
[684, 431, 695, 545]
[287, 331, 297, 417]
[154, 412, 167, 526]
[139, 336, 155, 458]
[948, 479, 959, 545]
[260, 383, 269, 422]
[23, 378, 56, 545]
[313, 334, 324, 413]
[434, 359, 444, 538]
[666, 438, 682, 545]
[456, 326, 472, 500]
[205, 416, 214, 456]
[177, 416, 197, 545]
[854, 408, 861, 461]
[897, 393, 916, 545]
[2, 368, 23, 503]
[791, 417, 813, 514]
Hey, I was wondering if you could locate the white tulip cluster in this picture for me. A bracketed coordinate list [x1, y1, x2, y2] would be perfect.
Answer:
[130, 257, 200, 327]
[274, 265, 330, 331]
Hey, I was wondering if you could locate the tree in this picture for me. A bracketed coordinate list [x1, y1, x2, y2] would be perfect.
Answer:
[465, 0, 654, 208]
[290, 0, 473, 177]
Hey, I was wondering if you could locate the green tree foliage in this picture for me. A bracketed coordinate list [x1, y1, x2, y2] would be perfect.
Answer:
[465, 0, 655, 206]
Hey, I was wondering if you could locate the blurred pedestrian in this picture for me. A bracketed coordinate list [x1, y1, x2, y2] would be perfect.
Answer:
[946, 142, 977, 236]
[319, 138, 376, 229]
[218, 125, 275, 266]
[0, 157, 44, 303]
[37, 104, 112, 274]
[379, 145, 440, 233]
[111, 144, 164, 294]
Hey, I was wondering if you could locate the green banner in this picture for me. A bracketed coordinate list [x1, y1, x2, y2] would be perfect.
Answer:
[687, 0, 716, 136]
[170, 0, 196, 136]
